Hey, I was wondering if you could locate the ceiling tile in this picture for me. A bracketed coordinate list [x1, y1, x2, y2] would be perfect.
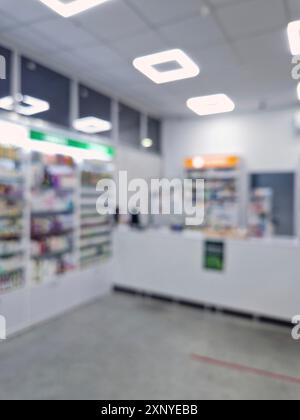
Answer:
[0, 11, 18, 32]
[216, 0, 286, 40]
[126, 0, 206, 26]
[73, 1, 149, 43]
[28, 18, 98, 49]
[73, 44, 126, 67]
[233, 29, 290, 65]
[112, 30, 168, 60]
[1, 26, 60, 56]
[0, 0, 51, 23]
[0, 0, 296, 116]
[189, 43, 242, 75]
[209, 0, 248, 7]
[158, 14, 225, 50]
[288, 0, 300, 20]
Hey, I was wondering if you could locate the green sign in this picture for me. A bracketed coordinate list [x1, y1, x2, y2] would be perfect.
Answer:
[204, 241, 225, 272]
[30, 130, 115, 159]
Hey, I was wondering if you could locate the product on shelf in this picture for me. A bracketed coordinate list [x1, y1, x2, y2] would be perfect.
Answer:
[184, 155, 242, 237]
[30, 153, 77, 283]
[248, 188, 273, 238]
[0, 144, 25, 294]
[80, 162, 113, 268]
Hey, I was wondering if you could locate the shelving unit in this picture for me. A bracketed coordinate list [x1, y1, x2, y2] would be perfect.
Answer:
[0, 144, 26, 294]
[0, 121, 115, 336]
[30, 153, 78, 283]
[80, 162, 113, 268]
[185, 156, 243, 237]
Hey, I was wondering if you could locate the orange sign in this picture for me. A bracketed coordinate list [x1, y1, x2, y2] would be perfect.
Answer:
[185, 155, 240, 170]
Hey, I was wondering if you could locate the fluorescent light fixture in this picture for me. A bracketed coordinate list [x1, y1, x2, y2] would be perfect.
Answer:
[187, 94, 235, 116]
[0, 95, 50, 116]
[141, 138, 153, 148]
[38, 0, 110, 18]
[73, 116, 112, 134]
[133, 49, 200, 84]
[288, 20, 300, 55]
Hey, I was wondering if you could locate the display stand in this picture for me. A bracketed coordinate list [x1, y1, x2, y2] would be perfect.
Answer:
[0, 144, 26, 293]
[184, 155, 246, 236]
[80, 161, 113, 268]
[0, 120, 115, 336]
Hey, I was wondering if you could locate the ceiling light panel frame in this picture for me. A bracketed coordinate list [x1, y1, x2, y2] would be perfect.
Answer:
[38, 0, 110, 18]
[133, 49, 200, 84]
[187, 94, 235, 116]
[288, 20, 300, 56]
[73, 116, 112, 134]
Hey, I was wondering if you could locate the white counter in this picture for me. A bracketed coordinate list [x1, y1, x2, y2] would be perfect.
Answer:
[114, 228, 300, 322]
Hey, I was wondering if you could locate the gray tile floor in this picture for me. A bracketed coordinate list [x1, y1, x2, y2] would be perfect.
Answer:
[0, 292, 299, 400]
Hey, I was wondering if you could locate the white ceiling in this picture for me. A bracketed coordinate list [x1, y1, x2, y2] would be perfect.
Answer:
[0, 0, 298, 117]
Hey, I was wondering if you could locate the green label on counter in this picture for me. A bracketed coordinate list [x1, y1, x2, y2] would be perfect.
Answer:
[204, 241, 225, 272]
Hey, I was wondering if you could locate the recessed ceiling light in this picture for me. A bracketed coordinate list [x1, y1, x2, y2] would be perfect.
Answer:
[73, 116, 112, 134]
[133, 49, 200, 84]
[187, 94, 235, 116]
[0, 95, 50, 116]
[38, 0, 110, 18]
[287, 20, 300, 55]
[141, 138, 153, 148]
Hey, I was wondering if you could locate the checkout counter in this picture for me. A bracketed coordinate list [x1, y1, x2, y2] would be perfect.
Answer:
[114, 227, 300, 322]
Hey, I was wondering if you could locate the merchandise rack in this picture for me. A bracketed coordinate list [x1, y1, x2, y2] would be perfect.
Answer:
[0, 144, 26, 294]
[30, 152, 78, 283]
[0, 120, 115, 336]
[184, 155, 245, 236]
[80, 162, 113, 268]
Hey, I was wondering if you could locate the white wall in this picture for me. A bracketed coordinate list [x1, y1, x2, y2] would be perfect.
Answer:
[115, 145, 162, 225]
[162, 108, 300, 178]
[116, 145, 162, 182]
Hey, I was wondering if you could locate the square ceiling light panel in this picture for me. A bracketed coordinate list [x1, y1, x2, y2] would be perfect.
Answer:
[133, 49, 200, 84]
[288, 20, 300, 55]
[187, 94, 235, 116]
[73, 116, 112, 134]
[0, 95, 50, 116]
[38, 0, 110, 18]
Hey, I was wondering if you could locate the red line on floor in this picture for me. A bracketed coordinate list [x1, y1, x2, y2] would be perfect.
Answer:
[191, 353, 300, 386]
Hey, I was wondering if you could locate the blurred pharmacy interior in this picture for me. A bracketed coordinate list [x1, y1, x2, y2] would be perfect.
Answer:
[0, 0, 300, 401]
